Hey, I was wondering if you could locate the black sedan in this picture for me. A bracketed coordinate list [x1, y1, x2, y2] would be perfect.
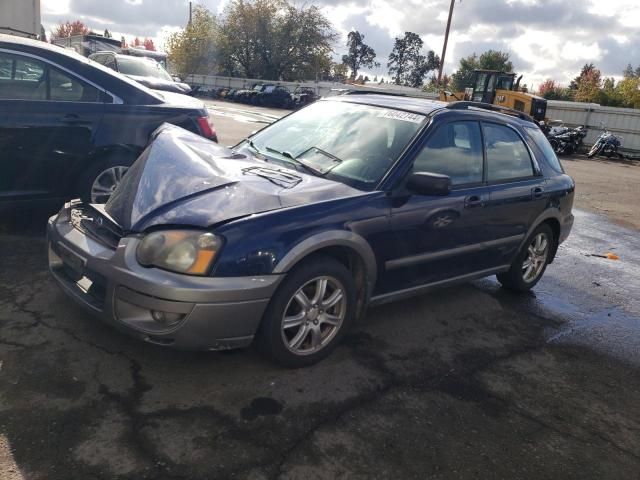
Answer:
[0, 34, 217, 206]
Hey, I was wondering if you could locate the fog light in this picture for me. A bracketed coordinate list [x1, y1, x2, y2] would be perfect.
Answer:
[150, 310, 184, 327]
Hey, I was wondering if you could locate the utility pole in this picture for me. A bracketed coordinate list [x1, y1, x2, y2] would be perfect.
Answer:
[437, 0, 457, 85]
[188, 1, 193, 26]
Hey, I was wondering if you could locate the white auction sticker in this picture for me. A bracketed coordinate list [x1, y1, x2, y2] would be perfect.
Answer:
[376, 110, 426, 123]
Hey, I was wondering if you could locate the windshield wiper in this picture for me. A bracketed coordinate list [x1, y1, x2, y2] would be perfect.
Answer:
[264, 146, 323, 176]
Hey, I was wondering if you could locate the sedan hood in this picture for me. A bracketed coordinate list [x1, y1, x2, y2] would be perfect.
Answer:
[105, 124, 361, 232]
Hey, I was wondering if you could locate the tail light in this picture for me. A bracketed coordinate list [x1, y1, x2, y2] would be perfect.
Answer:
[196, 115, 217, 142]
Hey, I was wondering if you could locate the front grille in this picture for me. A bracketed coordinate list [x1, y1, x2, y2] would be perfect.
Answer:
[70, 206, 123, 249]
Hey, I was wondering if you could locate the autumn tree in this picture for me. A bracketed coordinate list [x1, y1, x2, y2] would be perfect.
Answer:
[143, 38, 156, 51]
[121, 36, 128, 48]
[341, 31, 379, 80]
[166, 5, 218, 78]
[450, 50, 514, 91]
[103, 29, 112, 38]
[574, 66, 602, 103]
[51, 20, 90, 39]
[219, 0, 336, 80]
[537, 79, 573, 101]
[133, 37, 141, 47]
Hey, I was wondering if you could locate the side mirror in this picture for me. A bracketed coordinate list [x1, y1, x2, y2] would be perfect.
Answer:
[407, 172, 451, 196]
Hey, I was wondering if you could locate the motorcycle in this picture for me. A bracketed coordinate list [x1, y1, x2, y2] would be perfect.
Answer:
[548, 125, 588, 155]
[587, 128, 622, 158]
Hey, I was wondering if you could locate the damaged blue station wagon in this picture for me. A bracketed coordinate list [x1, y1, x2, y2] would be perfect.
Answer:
[47, 95, 575, 367]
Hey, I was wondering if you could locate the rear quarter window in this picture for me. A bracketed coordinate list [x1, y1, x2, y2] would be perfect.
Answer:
[525, 125, 564, 174]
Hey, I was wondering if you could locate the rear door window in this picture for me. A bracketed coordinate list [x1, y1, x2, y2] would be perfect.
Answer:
[525, 125, 564, 173]
[483, 123, 534, 182]
[0, 52, 101, 102]
[0, 53, 46, 100]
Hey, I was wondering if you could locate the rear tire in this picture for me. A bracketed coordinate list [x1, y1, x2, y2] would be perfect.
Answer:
[497, 223, 554, 292]
[77, 152, 138, 204]
[257, 255, 356, 368]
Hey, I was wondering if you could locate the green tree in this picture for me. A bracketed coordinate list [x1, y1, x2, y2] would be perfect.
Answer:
[387, 32, 439, 88]
[599, 77, 623, 107]
[341, 31, 379, 80]
[166, 5, 218, 79]
[450, 50, 514, 91]
[219, 0, 335, 80]
[616, 77, 640, 108]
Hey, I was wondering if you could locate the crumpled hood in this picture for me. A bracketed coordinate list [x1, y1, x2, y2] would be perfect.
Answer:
[105, 124, 361, 232]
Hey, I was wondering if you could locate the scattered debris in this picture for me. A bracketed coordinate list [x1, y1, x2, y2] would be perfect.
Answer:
[587, 252, 620, 260]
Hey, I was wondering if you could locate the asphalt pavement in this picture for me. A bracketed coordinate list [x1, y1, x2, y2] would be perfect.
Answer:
[0, 101, 639, 479]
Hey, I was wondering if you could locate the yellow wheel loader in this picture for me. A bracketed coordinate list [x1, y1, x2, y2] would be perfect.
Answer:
[439, 70, 547, 121]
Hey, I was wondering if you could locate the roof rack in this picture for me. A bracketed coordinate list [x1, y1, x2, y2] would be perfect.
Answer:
[445, 101, 535, 123]
[342, 89, 407, 97]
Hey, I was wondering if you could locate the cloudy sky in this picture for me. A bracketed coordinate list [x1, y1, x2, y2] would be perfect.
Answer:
[41, 0, 640, 88]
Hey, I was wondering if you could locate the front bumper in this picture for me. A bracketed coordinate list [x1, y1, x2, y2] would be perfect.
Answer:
[47, 203, 283, 350]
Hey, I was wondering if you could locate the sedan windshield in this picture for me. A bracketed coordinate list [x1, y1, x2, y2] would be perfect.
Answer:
[117, 57, 173, 81]
[240, 100, 426, 190]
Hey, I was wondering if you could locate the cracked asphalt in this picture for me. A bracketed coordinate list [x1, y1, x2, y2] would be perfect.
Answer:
[1, 103, 640, 479]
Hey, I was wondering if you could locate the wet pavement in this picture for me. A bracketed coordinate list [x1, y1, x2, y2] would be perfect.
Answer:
[1, 205, 639, 479]
[1, 103, 639, 479]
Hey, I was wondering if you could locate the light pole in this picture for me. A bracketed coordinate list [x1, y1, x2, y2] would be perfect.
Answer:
[437, 0, 457, 85]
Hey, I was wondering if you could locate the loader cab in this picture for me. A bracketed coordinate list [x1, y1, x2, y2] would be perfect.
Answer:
[465, 70, 516, 104]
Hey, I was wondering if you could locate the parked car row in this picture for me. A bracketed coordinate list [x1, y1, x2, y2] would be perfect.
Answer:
[0, 34, 216, 206]
[195, 83, 318, 109]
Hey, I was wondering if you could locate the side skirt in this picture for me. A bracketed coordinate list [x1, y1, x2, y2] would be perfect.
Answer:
[368, 265, 510, 307]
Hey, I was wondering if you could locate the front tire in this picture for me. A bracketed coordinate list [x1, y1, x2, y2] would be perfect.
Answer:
[587, 143, 603, 158]
[257, 255, 357, 368]
[497, 224, 554, 292]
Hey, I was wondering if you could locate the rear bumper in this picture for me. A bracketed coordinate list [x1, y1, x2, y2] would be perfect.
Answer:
[47, 203, 283, 350]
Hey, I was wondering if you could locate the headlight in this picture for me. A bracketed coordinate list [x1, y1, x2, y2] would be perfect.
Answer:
[136, 230, 222, 276]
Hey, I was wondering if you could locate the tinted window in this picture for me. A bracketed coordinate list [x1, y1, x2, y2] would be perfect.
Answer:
[0, 52, 101, 102]
[525, 125, 563, 173]
[116, 56, 172, 80]
[103, 55, 116, 70]
[0, 53, 46, 100]
[412, 121, 483, 185]
[484, 123, 534, 182]
[50, 68, 100, 102]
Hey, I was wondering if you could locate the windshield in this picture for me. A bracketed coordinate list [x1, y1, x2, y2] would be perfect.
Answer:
[237, 100, 426, 190]
[117, 57, 173, 81]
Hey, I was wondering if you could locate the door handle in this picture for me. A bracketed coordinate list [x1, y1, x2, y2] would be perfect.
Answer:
[464, 195, 484, 208]
[531, 186, 545, 199]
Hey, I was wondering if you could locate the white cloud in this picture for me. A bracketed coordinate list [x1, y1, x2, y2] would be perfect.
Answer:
[40, 0, 640, 85]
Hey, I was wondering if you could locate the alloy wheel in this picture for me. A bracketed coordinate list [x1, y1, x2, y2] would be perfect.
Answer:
[522, 232, 549, 283]
[90, 166, 129, 203]
[281, 276, 347, 356]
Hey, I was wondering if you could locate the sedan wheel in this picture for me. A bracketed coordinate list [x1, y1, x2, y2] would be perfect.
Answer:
[90, 166, 128, 203]
[281, 276, 347, 355]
